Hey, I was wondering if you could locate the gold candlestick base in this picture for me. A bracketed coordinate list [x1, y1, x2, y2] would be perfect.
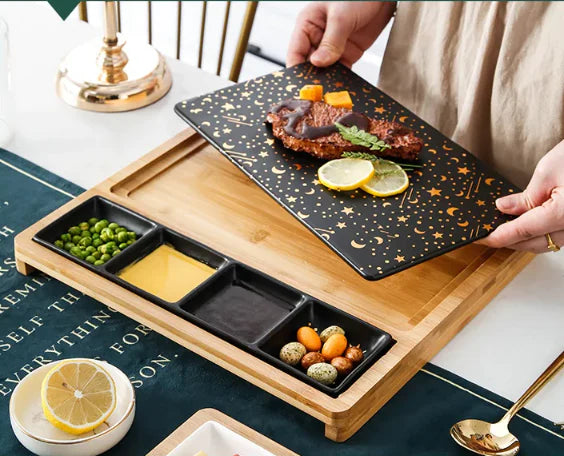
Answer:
[56, 34, 172, 112]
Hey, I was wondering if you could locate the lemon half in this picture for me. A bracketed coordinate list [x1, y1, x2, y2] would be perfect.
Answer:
[318, 158, 374, 191]
[41, 359, 116, 435]
[361, 160, 409, 197]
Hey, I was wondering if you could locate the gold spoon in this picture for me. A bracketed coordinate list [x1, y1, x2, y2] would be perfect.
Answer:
[450, 350, 564, 456]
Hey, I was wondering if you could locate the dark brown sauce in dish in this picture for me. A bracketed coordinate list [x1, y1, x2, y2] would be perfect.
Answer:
[270, 101, 370, 140]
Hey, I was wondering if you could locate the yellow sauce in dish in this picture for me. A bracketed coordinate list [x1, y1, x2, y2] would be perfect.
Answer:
[118, 244, 215, 302]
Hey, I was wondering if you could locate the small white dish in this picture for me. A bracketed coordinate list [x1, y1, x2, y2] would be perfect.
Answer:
[167, 420, 275, 456]
[9, 358, 135, 456]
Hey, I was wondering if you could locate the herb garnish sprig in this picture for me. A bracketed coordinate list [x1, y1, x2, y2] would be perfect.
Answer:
[335, 123, 391, 152]
[341, 151, 423, 171]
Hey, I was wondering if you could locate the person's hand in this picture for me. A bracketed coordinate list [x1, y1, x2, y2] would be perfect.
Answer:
[287, 2, 396, 68]
[480, 140, 564, 253]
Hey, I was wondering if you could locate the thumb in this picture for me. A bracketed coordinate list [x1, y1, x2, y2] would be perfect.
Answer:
[496, 190, 535, 215]
[310, 11, 352, 67]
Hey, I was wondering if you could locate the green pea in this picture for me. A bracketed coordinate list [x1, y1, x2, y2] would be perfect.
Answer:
[118, 242, 128, 250]
[89, 226, 97, 234]
[68, 226, 81, 236]
[54, 240, 64, 249]
[101, 254, 111, 262]
[92, 233, 100, 240]
[94, 260, 104, 266]
[93, 238, 103, 248]
[92, 251, 101, 260]
[85, 255, 96, 264]
[100, 242, 116, 254]
[115, 227, 126, 234]
[117, 231, 129, 243]
[64, 242, 75, 251]
[99, 219, 109, 228]
[72, 235, 82, 244]
[100, 228, 115, 242]
[79, 222, 90, 231]
[88, 217, 99, 226]
[108, 222, 119, 230]
[70, 247, 82, 257]
[85, 246, 96, 254]
[112, 249, 121, 257]
[94, 221, 105, 233]
[79, 237, 92, 248]
[60, 233, 71, 243]
[81, 230, 91, 238]
[126, 239, 134, 246]
[127, 231, 137, 241]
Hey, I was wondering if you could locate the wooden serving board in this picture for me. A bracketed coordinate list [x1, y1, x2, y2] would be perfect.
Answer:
[14, 129, 534, 441]
[147, 408, 297, 456]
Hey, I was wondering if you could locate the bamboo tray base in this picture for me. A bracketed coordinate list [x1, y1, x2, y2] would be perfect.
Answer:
[14, 129, 534, 442]
[147, 408, 297, 456]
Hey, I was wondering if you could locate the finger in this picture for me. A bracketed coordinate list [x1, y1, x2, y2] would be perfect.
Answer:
[483, 188, 564, 248]
[504, 230, 564, 254]
[339, 39, 365, 68]
[495, 190, 535, 216]
[310, 9, 353, 67]
[286, 8, 325, 67]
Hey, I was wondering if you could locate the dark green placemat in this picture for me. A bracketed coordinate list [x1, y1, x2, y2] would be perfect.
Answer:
[0, 149, 562, 455]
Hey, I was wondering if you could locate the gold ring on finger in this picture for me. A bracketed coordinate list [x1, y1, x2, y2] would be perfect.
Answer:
[545, 233, 560, 252]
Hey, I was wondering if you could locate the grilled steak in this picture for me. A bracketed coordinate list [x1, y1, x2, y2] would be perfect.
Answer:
[266, 100, 422, 161]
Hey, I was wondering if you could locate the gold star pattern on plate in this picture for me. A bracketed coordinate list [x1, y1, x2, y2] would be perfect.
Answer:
[432, 232, 443, 239]
[427, 187, 442, 197]
[334, 81, 344, 88]
[482, 224, 493, 232]
[374, 106, 386, 114]
[341, 207, 354, 215]
[272, 71, 284, 78]
[394, 255, 405, 263]
[223, 128, 232, 134]
[286, 196, 297, 203]
[397, 216, 408, 222]
[476, 200, 485, 206]
[457, 167, 470, 175]
[258, 151, 269, 158]
[241, 91, 252, 98]
[336, 222, 347, 229]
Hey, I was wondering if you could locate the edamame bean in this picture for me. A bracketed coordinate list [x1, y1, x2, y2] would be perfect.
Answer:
[60, 233, 71, 243]
[72, 235, 82, 244]
[117, 231, 128, 243]
[88, 217, 99, 226]
[54, 240, 64, 249]
[112, 249, 121, 257]
[118, 242, 127, 250]
[68, 226, 81, 236]
[85, 255, 96, 264]
[108, 222, 119, 230]
[101, 254, 111, 262]
[127, 231, 137, 241]
[92, 251, 101, 260]
[94, 260, 104, 266]
[64, 242, 75, 251]
[93, 238, 103, 248]
[79, 222, 89, 231]
[100, 228, 114, 242]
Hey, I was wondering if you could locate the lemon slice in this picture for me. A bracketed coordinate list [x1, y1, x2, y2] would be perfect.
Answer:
[361, 160, 409, 197]
[318, 158, 374, 191]
[41, 359, 117, 435]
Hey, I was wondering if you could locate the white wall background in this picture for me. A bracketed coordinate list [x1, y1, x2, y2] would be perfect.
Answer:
[74, 1, 392, 84]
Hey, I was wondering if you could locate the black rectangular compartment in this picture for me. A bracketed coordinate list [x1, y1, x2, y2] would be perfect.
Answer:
[258, 300, 394, 396]
[33, 195, 157, 274]
[34, 195, 394, 396]
[179, 263, 302, 344]
[106, 227, 229, 304]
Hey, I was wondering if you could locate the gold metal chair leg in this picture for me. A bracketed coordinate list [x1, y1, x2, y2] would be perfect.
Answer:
[229, 1, 258, 82]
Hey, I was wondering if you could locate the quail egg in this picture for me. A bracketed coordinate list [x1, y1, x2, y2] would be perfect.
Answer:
[307, 362, 338, 385]
[279, 342, 306, 366]
[319, 325, 345, 343]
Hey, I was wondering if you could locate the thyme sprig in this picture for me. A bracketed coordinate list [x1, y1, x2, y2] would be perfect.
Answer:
[341, 151, 423, 171]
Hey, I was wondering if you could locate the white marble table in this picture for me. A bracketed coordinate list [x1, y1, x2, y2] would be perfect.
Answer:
[1, 2, 562, 424]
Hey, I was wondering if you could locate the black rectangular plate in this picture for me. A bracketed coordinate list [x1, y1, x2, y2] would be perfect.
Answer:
[174, 62, 520, 280]
[258, 300, 394, 397]
[33, 195, 394, 395]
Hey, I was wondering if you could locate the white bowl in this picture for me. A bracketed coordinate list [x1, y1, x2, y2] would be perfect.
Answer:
[167, 421, 275, 456]
[9, 358, 135, 456]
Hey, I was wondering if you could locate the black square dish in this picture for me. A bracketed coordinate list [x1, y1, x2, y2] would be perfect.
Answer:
[180, 263, 302, 344]
[33, 195, 157, 273]
[175, 62, 520, 280]
[258, 299, 394, 397]
[106, 227, 228, 305]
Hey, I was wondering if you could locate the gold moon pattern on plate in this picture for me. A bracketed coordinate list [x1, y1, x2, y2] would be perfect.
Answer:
[351, 240, 366, 249]
[175, 62, 519, 279]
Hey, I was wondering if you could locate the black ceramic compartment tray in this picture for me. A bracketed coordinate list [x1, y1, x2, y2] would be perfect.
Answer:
[174, 62, 520, 280]
[33, 195, 394, 396]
